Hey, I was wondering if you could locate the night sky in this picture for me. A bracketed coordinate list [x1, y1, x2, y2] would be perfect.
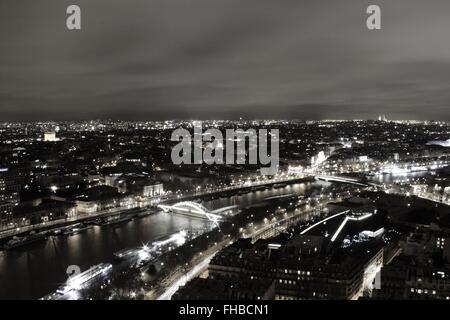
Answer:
[1, 0, 450, 121]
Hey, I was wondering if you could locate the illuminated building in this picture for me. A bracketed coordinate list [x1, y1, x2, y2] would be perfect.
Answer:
[43, 131, 58, 142]
[143, 182, 164, 197]
[426, 139, 450, 147]
[0, 169, 20, 226]
[0, 201, 14, 227]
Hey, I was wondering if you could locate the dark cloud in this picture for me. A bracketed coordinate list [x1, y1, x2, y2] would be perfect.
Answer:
[1, 0, 450, 121]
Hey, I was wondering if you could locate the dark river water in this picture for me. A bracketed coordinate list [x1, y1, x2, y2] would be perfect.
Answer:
[369, 172, 430, 184]
[0, 180, 326, 300]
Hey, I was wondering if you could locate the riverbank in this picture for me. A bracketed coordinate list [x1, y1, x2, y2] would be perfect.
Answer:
[0, 175, 315, 241]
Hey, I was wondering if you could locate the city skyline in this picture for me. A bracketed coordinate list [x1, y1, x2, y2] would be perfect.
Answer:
[1, 119, 450, 300]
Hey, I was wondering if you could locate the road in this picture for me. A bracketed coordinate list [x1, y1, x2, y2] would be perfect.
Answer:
[157, 252, 216, 300]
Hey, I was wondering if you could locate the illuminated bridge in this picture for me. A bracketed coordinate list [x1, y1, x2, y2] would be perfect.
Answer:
[315, 175, 369, 187]
[158, 201, 237, 222]
[299, 209, 382, 243]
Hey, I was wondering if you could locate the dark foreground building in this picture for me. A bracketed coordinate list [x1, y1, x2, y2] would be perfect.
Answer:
[373, 229, 450, 300]
[174, 209, 384, 300]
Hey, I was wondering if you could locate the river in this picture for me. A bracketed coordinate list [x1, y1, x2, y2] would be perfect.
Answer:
[0, 180, 327, 300]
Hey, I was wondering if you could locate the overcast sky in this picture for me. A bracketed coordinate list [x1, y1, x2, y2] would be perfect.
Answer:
[1, 0, 450, 121]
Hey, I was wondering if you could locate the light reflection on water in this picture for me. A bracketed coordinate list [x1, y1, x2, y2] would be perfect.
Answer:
[369, 172, 430, 184]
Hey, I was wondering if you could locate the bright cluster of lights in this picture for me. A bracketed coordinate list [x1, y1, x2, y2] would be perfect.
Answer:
[58, 263, 112, 295]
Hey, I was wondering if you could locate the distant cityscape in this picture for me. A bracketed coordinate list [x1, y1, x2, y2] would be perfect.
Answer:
[0, 117, 450, 300]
